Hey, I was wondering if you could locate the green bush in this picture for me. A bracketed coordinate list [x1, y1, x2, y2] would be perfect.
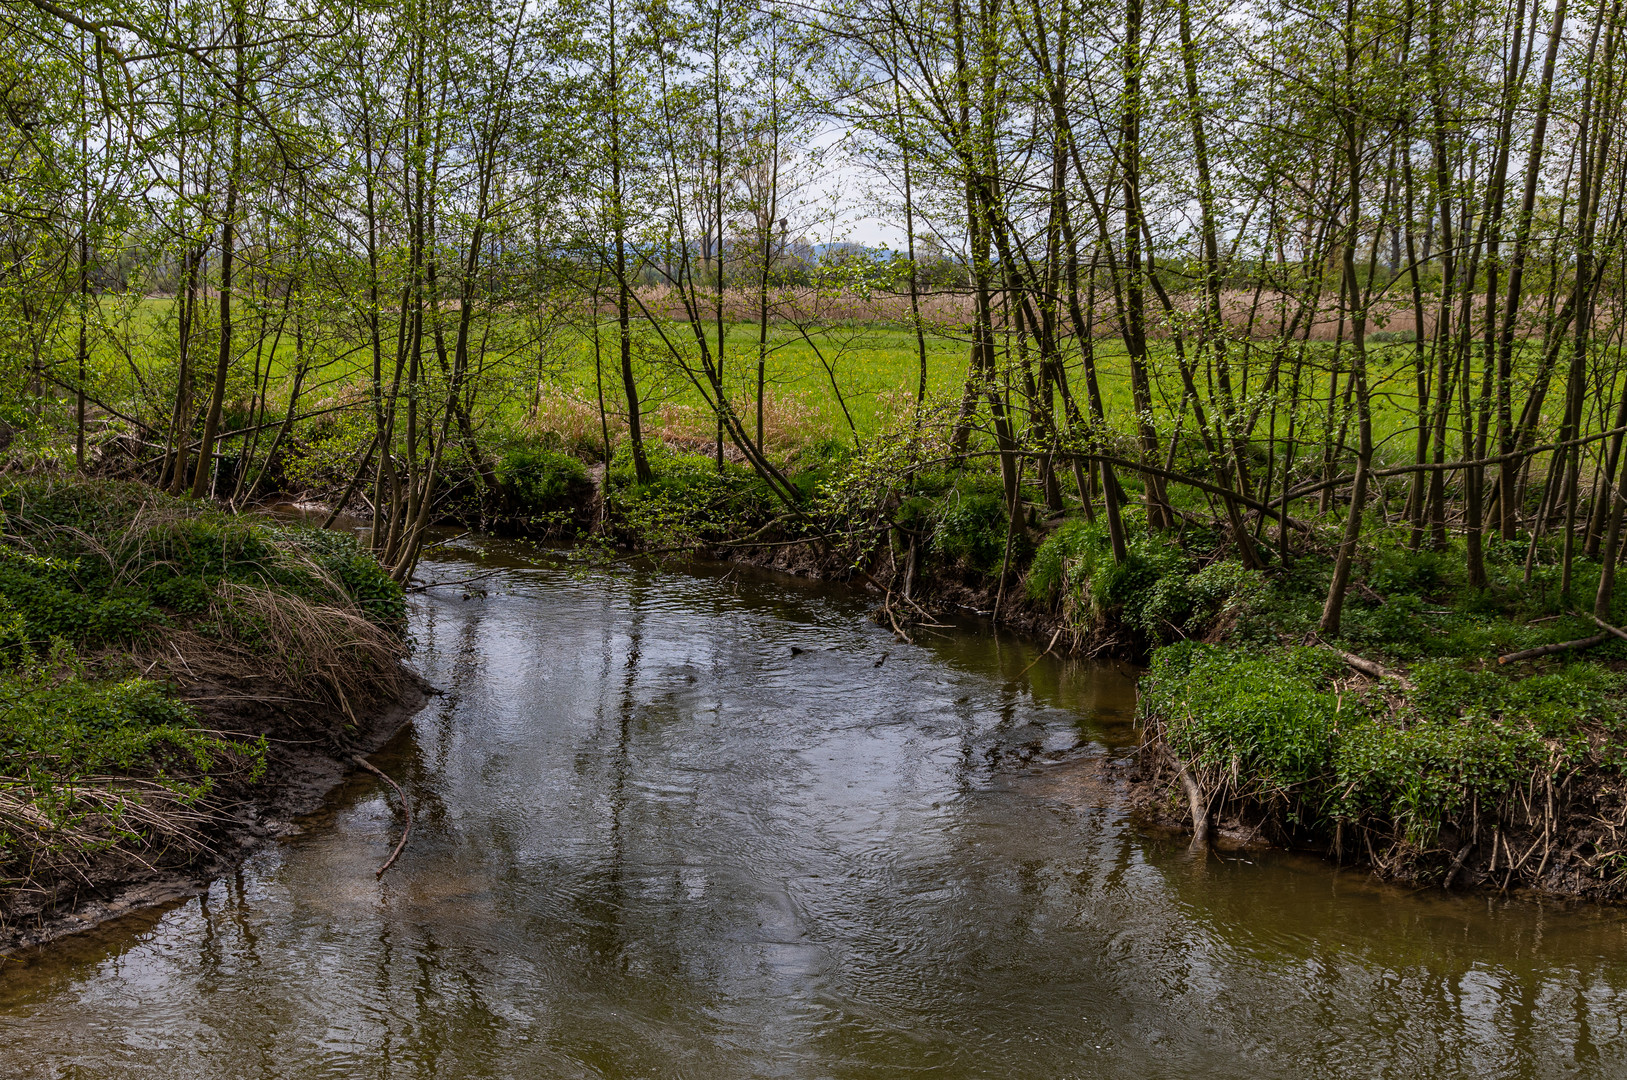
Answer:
[931, 475, 1011, 572]
[606, 440, 775, 548]
[1368, 543, 1455, 597]
[1334, 712, 1549, 844]
[0, 665, 216, 776]
[1138, 557, 1257, 638]
[1026, 518, 1097, 605]
[1149, 643, 1346, 796]
[270, 526, 406, 626]
[785, 437, 853, 501]
[1146, 644, 1627, 846]
[496, 445, 589, 513]
[1026, 519, 1259, 642]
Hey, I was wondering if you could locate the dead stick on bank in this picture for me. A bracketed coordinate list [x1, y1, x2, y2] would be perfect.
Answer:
[1494, 612, 1627, 666]
[1590, 613, 1627, 644]
[1312, 637, 1413, 689]
[352, 756, 411, 879]
[1497, 631, 1610, 665]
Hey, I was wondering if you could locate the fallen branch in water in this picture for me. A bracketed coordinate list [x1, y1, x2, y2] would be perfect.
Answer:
[1173, 757, 1210, 852]
[602, 545, 694, 564]
[1016, 627, 1065, 679]
[408, 567, 506, 592]
[352, 756, 411, 878]
[1441, 842, 1474, 890]
[882, 592, 913, 645]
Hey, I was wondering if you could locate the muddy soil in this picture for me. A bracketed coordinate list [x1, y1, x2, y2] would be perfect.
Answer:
[0, 675, 432, 954]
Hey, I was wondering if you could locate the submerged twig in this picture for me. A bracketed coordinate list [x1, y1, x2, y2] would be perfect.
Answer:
[1015, 627, 1064, 679]
[1173, 756, 1210, 852]
[352, 756, 411, 879]
[408, 567, 506, 592]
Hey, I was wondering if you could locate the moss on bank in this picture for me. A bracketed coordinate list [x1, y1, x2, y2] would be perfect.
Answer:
[0, 478, 407, 926]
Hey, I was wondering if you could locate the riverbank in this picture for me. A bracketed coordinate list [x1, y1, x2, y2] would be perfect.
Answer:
[755, 522, 1627, 900]
[420, 438, 1627, 902]
[0, 478, 425, 953]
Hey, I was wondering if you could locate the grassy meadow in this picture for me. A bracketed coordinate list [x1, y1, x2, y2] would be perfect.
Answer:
[81, 295, 1578, 505]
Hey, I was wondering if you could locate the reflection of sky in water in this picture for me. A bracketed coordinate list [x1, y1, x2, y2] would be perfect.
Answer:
[0, 547, 1624, 1079]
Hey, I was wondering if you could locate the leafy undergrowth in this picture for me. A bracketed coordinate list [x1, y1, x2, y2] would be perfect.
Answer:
[602, 441, 784, 550]
[1142, 644, 1627, 890]
[493, 444, 592, 536]
[1095, 525, 1627, 895]
[1023, 517, 1257, 651]
[0, 477, 407, 915]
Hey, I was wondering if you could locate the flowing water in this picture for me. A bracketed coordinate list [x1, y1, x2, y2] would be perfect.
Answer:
[2, 539, 1627, 1078]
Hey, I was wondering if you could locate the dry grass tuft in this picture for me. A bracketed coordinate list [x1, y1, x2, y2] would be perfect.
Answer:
[523, 385, 625, 455]
[149, 580, 407, 725]
[650, 388, 834, 457]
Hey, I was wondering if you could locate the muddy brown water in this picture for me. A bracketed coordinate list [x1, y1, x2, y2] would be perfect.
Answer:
[2, 539, 1627, 1078]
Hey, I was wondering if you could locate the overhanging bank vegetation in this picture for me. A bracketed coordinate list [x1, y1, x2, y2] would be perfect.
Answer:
[10, 0, 1627, 899]
[0, 478, 411, 947]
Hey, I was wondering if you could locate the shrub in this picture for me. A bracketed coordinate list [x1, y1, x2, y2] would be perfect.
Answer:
[1026, 519, 1259, 643]
[1148, 643, 1346, 797]
[1146, 645, 1627, 847]
[605, 440, 775, 548]
[496, 445, 590, 512]
[931, 475, 1011, 572]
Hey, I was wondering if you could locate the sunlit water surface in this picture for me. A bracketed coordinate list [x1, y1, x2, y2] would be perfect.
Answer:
[2, 541, 1626, 1078]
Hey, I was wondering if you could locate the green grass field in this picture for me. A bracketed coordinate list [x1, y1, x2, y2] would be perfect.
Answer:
[86, 297, 1581, 486]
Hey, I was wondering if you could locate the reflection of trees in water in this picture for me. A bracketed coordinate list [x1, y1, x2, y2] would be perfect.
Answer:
[13, 565, 1627, 1077]
[1147, 845, 1627, 1073]
[400, 593, 477, 837]
[577, 579, 643, 968]
[192, 866, 261, 986]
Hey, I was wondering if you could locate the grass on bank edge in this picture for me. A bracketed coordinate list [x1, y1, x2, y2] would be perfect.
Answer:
[1022, 518, 1627, 892]
[0, 477, 406, 903]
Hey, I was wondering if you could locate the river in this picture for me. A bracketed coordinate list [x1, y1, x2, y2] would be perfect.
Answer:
[2, 539, 1626, 1078]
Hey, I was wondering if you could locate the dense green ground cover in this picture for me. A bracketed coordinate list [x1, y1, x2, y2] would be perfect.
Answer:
[1016, 513, 1627, 886]
[0, 479, 405, 890]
